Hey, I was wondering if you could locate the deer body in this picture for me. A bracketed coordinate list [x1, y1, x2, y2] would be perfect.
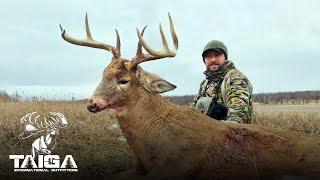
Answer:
[60, 13, 320, 178]
[116, 89, 320, 178]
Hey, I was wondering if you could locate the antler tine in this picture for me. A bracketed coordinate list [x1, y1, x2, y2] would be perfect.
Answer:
[136, 25, 147, 56]
[159, 23, 169, 51]
[85, 13, 93, 40]
[60, 13, 121, 57]
[130, 13, 178, 70]
[115, 29, 121, 57]
[168, 13, 178, 50]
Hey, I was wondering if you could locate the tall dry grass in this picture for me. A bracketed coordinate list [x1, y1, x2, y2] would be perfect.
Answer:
[254, 113, 320, 136]
[0, 101, 133, 177]
[253, 104, 320, 136]
[0, 100, 319, 177]
[0, 91, 17, 102]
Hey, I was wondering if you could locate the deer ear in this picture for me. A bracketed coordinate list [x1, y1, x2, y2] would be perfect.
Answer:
[138, 69, 176, 93]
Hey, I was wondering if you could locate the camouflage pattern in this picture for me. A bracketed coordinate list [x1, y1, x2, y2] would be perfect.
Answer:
[193, 60, 253, 123]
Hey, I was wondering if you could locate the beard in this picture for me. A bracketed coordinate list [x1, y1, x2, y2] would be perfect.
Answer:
[207, 64, 220, 72]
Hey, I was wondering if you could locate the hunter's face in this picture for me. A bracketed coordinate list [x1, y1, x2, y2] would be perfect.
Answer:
[204, 51, 226, 72]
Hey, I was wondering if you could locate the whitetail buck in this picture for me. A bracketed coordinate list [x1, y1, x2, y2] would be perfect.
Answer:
[60, 13, 320, 179]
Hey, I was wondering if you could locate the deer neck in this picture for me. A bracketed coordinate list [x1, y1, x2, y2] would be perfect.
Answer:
[116, 91, 171, 137]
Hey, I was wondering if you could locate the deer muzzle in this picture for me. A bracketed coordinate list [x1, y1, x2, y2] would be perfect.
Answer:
[87, 98, 108, 113]
[87, 104, 101, 113]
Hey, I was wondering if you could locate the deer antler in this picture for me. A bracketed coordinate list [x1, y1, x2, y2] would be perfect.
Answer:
[129, 13, 178, 70]
[136, 25, 147, 57]
[59, 13, 121, 57]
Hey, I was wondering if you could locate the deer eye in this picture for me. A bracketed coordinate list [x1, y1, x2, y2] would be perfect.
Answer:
[118, 80, 129, 85]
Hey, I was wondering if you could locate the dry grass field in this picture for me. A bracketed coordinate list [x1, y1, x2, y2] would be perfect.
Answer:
[0, 101, 132, 177]
[0, 100, 319, 177]
[254, 103, 320, 136]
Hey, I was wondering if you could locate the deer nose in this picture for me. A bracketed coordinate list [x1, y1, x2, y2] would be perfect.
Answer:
[87, 104, 99, 113]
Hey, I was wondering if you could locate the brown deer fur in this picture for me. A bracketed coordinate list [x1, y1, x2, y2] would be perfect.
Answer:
[60, 14, 320, 179]
[105, 61, 320, 179]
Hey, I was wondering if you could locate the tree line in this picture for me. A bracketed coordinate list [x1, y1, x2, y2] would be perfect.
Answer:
[252, 91, 320, 104]
[1, 90, 320, 104]
[165, 91, 320, 105]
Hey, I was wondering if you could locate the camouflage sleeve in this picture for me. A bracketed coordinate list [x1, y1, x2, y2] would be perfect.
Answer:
[223, 70, 253, 123]
[192, 80, 206, 107]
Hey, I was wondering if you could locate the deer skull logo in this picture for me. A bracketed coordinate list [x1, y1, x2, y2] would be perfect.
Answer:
[18, 112, 68, 159]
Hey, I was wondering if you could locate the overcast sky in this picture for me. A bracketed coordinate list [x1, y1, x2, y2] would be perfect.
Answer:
[1, 0, 319, 99]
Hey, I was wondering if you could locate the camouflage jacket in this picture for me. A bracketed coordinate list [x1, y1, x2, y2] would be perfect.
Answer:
[193, 60, 253, 123]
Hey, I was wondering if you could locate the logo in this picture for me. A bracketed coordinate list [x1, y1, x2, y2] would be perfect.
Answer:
[9, 112, 78, 172]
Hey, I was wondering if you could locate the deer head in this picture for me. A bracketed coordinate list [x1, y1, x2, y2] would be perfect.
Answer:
[60, 13, 178, 113]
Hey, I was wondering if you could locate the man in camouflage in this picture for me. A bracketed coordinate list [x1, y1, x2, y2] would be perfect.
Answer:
[193, 40, 253, 123]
